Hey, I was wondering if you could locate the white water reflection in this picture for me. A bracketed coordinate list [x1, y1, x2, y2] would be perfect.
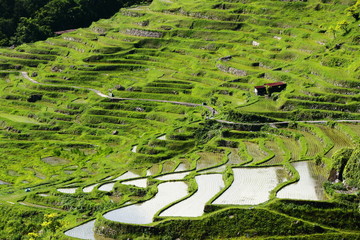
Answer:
[0, 180, 10, 185]
[160, 174, 224, 217]
[98, 182, 115, 192]
[156, 172, 189, 181]
[57, 188, 77, 194]
[174, 163, 187, 172]
[83, 184, 99, 193]
[213, 167, 287, 205]
[131, 145, 137, 153]
[98, 172, 141, 192]
[122, 178, 147, 188]
[157, 135, 166, 140]
[277, 161, 326, 201]
[38, 193, 49, 197]
[114, 171, 140, 181]
[103, 182, 188, 225]
[64, 220, 95, 240]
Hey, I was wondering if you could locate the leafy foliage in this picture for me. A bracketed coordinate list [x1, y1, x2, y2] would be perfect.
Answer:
[0, 0, 151, 45]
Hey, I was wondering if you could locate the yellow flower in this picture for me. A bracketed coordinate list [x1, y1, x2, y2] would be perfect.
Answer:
[28, 232, 39, 237]
[41, 221, 52, 227]
[45, 213, 58, 219]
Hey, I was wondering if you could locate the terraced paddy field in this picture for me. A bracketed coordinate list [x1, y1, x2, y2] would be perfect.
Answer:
[0, 0, 359, 239]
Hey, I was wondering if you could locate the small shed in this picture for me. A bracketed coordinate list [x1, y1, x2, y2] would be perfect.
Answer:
[264, 82, 287, 94]
[254, 82, 287, 96]
[254, 85, 267, 96]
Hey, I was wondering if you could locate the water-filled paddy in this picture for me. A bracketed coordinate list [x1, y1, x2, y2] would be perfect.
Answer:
[228, 149, 244, 165]
[38, 193, 49, 197]
[318, 125, 354, 158]
[147, 164, 161, 176]
[196, 152, 224, 170]
[160, 174, 224, 217]
[174, 163, 188, 172]
[122, 178, 147, 188]
[213, 167, 288, 205]
[83, 184, 99, 193]
[244, 142, 268, 163]
[157, 135, 166, 140]
[114, 171, 140, 181]
[277, 161, 327, 201]
[103, 182, 188, 224]
[98, 182, 115, 192]
[156, 172, 189, 181]
[57, 188, 77, 194]
[162, 161, 177, 173]
[131, 145, 137, 153]
[64, 220, 95, 240]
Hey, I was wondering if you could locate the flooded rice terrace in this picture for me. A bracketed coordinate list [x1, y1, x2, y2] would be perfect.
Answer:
[65, 220, 96, 240]
[122, 178, 147, 188]
[83, 184, 99, 193]
[213, 167, 289, 205]
[103, 182, 188, 224]
[65, 160, 327, 239]
[160, 174, 224, 217]
[277, 161, 327, 201]
[57, 188, 77, 194]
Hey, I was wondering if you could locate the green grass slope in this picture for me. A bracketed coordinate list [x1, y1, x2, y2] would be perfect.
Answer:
[0, 0, 359, 239]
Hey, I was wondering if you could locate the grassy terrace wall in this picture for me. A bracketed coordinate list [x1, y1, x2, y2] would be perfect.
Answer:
[95, 207, 329, 239]
[268, 199, 360, 231]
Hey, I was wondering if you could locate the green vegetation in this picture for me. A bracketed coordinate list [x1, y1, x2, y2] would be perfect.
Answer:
[0, 0, 151, 45]
[0, 0, 359, 239]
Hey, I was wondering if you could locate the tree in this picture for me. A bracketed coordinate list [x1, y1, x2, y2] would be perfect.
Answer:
[0, 18, 15, 45]
[34, 0, 78, 30]
[11, 17, 52, 44]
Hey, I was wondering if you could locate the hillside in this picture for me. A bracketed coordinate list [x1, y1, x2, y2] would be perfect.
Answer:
[0, 0, 359, 239]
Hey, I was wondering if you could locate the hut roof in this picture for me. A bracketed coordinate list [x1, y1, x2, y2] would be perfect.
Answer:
[264, 82, 286, 87]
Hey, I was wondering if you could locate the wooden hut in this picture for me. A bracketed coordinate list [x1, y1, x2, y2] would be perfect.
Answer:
[254, 82, 287, 96]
